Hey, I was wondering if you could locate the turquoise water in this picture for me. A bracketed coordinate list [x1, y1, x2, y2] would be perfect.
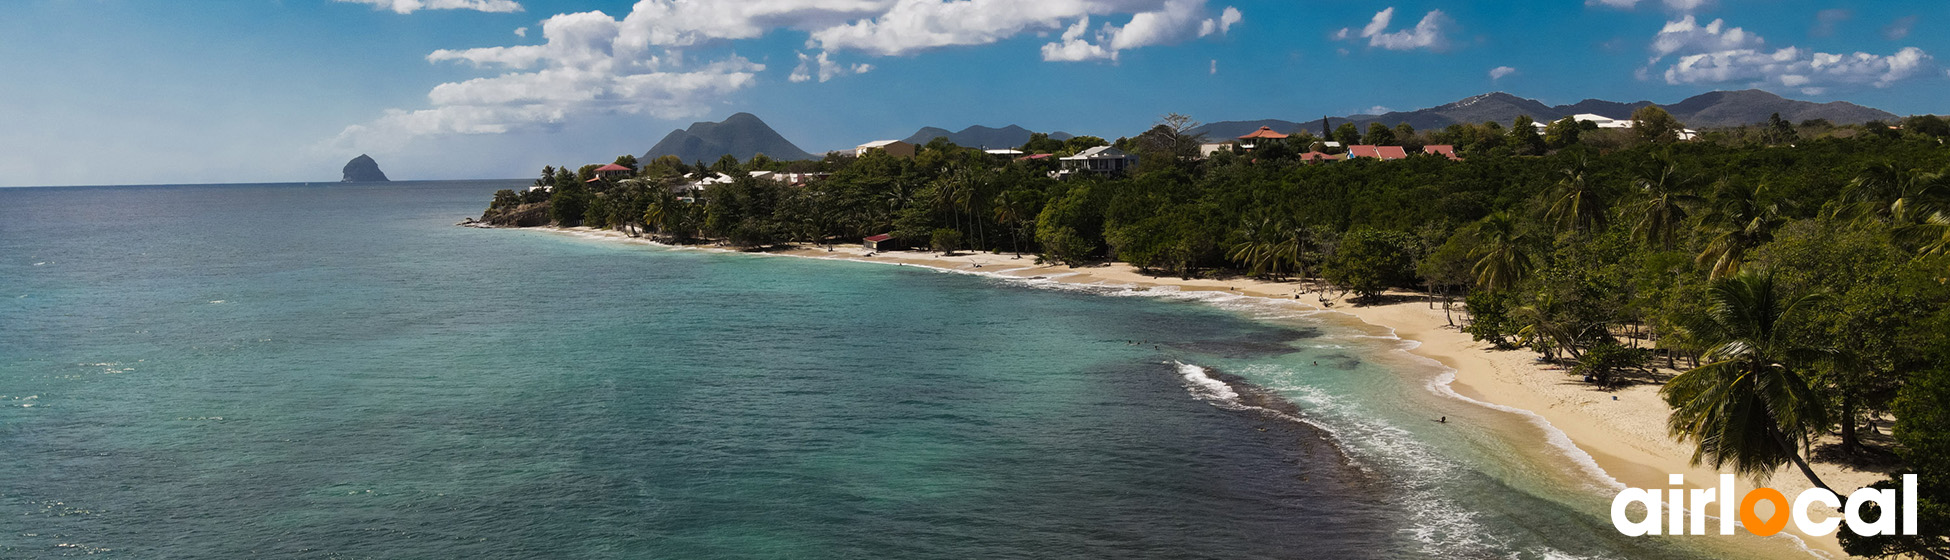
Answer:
[2, 182, 1740, 558]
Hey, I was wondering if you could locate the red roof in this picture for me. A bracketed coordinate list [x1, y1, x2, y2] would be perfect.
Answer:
[864, 234, 894, 242]
[594, 163, 632, 172]
[1297, 151, 1344, 162]
[1346, 145, 1408, 160]
[1016, 153, 1054, 160]
[1422, 145, 1461, 161]
[585, 177, 602, 182]
[1238, 126, 1289, 140]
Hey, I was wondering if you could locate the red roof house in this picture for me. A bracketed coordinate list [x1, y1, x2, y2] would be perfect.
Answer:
[1238, 126, 1289, 140]
[1345, 145, 1409, 160]
[593, 163, 632, 180]
[1297, 151, 1345, 163]
[1422, 145, 1461, 161]
[863, 234, 900, 251]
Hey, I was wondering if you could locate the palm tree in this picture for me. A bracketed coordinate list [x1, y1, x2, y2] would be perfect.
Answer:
[1468, 212, 1533, 292]
[1897, 211, 1950, 256]
[1629, 160, 1702, 250]
[1837, 162, 1949, 225]
[1660, 271, 1834, 490]
[1546, 158, 1608, 235]
[1227, 215, 1311, 279]
[1696, 180, 1783, 280]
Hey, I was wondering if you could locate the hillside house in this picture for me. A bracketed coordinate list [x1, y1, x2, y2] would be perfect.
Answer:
[856, 140, 917, 158]
[1345, 145, 1409, 160]
[1055, 146, 1139, 178]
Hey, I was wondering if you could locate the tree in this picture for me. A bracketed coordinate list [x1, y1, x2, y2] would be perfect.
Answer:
[1838, 366, 1950, 559]
[1631, 105, 1686, 145]
[930, 228, 964, 254]
[1697, 180, 1784, 279]
[1061, 135, 1109, 155]
[1468, 212, 1533, 292]
[1508, 116, 1546, 155]
[1544, 116, 1583, 149]
[548, 182, 592, 226]
[1629, 158, 1702, 249]
[1020, 133, 1065, 154]
[1323, 228, 1417, 300]
[1363, 122, 1396, 146]
[1661, 271, 1834, 490]
[1904, 114, 1950, 138]
[1764, 112, 1799, 145]
[1545, 158, 1608, 235]
[613, 154, 640, 173]
[1228, 215, 1312, 279]
[1333, 122, 1362, 146]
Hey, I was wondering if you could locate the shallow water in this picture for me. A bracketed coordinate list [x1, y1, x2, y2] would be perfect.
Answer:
[0, 182, 1764, 558]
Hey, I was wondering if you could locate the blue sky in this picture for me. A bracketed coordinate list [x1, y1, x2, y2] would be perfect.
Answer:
[0, 0, 1944, 186]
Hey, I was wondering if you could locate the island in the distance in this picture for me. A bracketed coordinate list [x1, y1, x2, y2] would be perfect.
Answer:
[341, 154, 390, 182]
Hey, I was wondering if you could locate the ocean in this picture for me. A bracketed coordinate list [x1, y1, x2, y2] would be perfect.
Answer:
[1, 181, 1771, 558]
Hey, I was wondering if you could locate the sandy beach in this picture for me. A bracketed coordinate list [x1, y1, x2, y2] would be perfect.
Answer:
[538, 226, 1888, 558]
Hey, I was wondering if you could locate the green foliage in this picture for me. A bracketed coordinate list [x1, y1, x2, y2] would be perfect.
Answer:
[1572, 341, 1650, 386]
[930, 228, 963, 253]
[1463, 290, 1519, 348]
[1544, 117, 1582, 150]
[1363, 122, 1396, 146]
[1322, 227, 1417, 300]
[548, 182, 591, 226]
[1332, 122, 1362, 146]
[1630, 105, 1686, 145]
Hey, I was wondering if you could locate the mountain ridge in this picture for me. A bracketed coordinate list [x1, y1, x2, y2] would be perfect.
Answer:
[1187, 89, 1897, 140]
[900, 124, 1075, 149]
[642, 113, 814, 163]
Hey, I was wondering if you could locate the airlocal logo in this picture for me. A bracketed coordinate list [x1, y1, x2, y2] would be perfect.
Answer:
[1612, 474, 1919, 537]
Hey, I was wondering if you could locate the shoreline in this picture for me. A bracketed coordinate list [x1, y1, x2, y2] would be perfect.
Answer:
[521, 225, 1882, 558]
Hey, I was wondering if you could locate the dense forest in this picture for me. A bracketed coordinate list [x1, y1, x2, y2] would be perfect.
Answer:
[484, 108, 1950, 557]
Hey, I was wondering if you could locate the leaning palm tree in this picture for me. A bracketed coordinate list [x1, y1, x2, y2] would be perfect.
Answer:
[1468, 212, 1533, 292]
[1629, 160, 1702, 250]
[1897, 211, 1950, 256]
[1661, 271, 1834, 490]
[1546, 158, 1609, 235]
[1227, 215, 1311, 279]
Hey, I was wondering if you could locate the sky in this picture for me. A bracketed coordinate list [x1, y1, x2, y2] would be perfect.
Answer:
[0, 0, 1945, 187]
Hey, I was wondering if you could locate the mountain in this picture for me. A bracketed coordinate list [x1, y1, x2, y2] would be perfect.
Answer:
[642, 113, 814, 163]
[1187, 90, 1898, 140]
[901, 125, 1074, 149]
[340, 154, 389, 182]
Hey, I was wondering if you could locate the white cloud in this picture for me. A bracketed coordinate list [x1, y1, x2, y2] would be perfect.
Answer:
[1646, 16, 1940, 94]
[1651, 16, 1762, 57]
[1811, 9, 1850, 38]
[789, 51, 874, 82]
[337, 9, 763, 151]
[1584, 0, 1712, 13]
[1489, 66, 1517, 81]
[1336, 7, 1450, 51]
[1884, 15, 1918, 41]
[1031, 0, 1240, 62]
[335, 0, 522, 14]
[514, 27, 527, 37]
[1209, 59, 1217, 74]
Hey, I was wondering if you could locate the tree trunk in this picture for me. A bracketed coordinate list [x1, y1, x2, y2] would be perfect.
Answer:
[1840, 393, 1860, 455]
[1771, 427, 1834, 495]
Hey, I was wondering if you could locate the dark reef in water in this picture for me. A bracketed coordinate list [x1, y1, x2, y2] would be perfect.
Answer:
[341, 154, 390, 182]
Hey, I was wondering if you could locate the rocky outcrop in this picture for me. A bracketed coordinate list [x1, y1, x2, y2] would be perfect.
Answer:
[481, 201, 550, 227]
[341, 154, 390, 182]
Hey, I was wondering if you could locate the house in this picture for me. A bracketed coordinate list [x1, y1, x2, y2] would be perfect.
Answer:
[1237, 126, 1288, 151]
[593, 163, 633, 180]
[1055, 146, 1139, 178]
[863, 234, 901, 251]
[856, 140, 917, 158]
[1199, 143, 1235, 158]
[1422, 145, 1461, 160]
[1345, 145, 1409, 160]
[984, 149, 1024, 158]
[1534, 113, 1698, 141]
[1296, 151, 1344, 163]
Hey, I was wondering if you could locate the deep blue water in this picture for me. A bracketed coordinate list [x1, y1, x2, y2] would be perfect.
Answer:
[0, 181, 1742, 558]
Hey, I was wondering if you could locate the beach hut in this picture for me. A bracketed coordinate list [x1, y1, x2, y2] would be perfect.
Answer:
[864, 234, 900, 251]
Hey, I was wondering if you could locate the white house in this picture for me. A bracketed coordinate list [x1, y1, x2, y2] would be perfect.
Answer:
[1055, 146, 1138, 178]
[855, 140, 917, 158]
[1533, 113, 1697, 141]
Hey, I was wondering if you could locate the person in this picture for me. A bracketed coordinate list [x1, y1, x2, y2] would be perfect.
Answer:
[1439, 416, 1447, 423]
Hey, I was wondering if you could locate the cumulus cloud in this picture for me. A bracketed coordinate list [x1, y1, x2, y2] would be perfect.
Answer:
[789, 51, 873, 82]
[334, 0, 522, 14]
[1032, 0, 1242, 62]
[1489, 66, 1517, 81]
[1584, 0, 1711, 12]
[336, 9, 763, 151]
[1336, 7, 1450, 51]
[1645, 15, 1939, 95]
[514, 26, 527, 37]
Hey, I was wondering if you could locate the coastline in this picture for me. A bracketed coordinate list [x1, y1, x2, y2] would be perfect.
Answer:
[524, 225, 1882, 558]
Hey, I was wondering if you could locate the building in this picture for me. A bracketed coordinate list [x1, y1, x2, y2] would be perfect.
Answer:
[1533, 113, 1699, 141]
[1055, 146, 1139, 178]
[1236, 126, 1288, 151]
[1345, 145, 1409, 160]
[1422, 145, 1461, 160]
[1297, 151, 1344, 163]
[855, 140, 917, 158]
[863, 234, 901, 251]
[1199, 143, 1235, 158]
[593, 163, 633, 180]
[984, 149, 1024, 158]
